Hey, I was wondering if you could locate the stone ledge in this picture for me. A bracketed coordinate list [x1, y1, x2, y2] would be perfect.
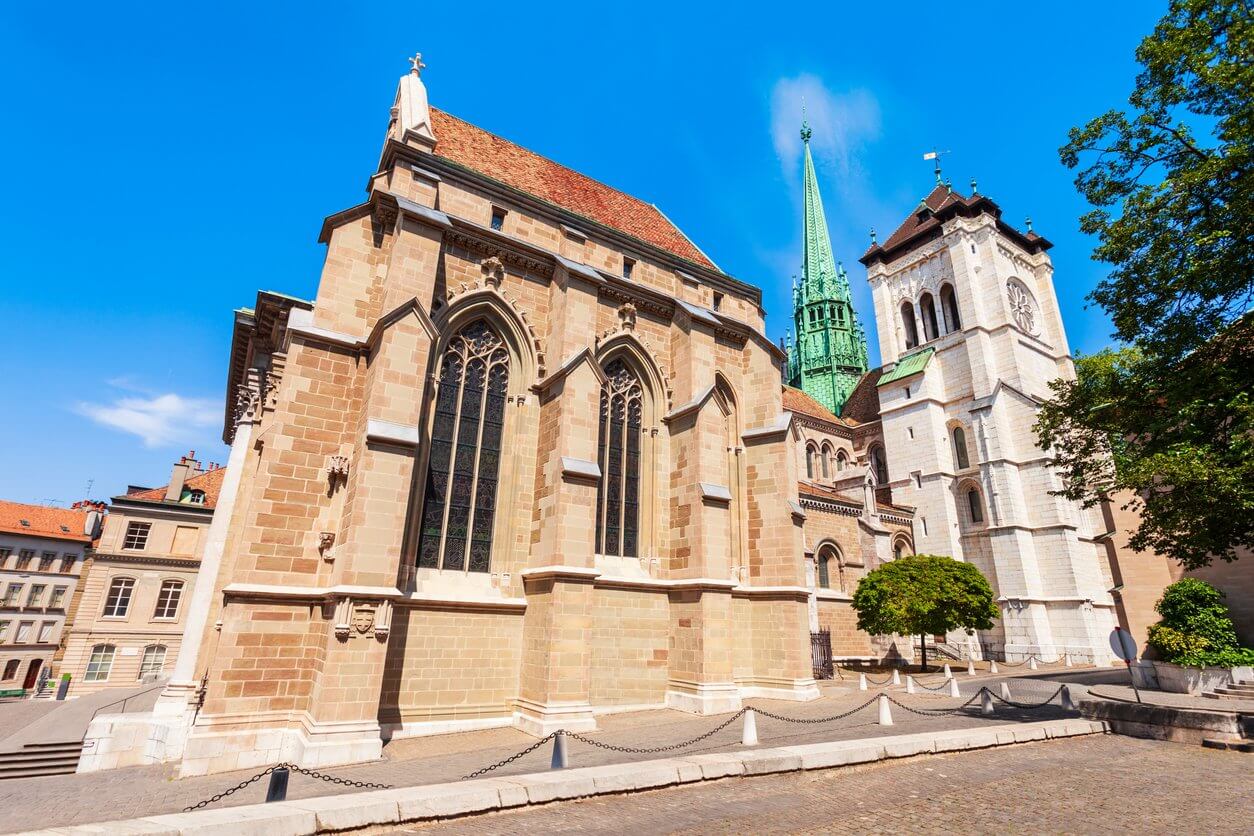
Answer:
[46, 719, 1107, 835]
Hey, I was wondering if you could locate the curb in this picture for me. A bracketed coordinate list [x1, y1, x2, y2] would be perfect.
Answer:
[24, 718, 1108, 835]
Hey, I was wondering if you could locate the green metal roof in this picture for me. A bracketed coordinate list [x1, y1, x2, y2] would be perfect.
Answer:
[877, 347, 934, 386]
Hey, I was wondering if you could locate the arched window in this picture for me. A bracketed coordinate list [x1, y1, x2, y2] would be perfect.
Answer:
[919, 293, 940, 342]
[952, 426, 970, 470]
[806, 444, 817, 480]
[869, 445, 889, 485]
[595, 359, 643, 558]
[816, 552, 831, 589]
[901, 302, 919, 349]
[138, 645, 167, 681]
[816, 545, 844, 591]
[1006, 279, 1040, 335]
[892, 537, 912, 560]
[102, 578, 135, 618]
[940, 284, 961, 332]
[417, 320, 510, 573]
[966, 487, 985, 524]
[1, 659, 17, 680]
[820, 443, 832, 479]
[85, 644, 116, 682]
[836, 450, 848, 472]
[153, 580, 183, 620]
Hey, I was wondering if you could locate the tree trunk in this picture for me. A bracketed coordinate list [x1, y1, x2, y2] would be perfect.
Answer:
[920, 634, 928, 672]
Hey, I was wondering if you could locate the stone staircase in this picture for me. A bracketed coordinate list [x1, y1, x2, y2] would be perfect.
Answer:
[0, 740, 85, 779]
[1203, 679, 1254, 702]
[1201, 677, 1254, 753]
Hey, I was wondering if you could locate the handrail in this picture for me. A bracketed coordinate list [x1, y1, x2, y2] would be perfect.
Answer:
[87, 681, 167, 727]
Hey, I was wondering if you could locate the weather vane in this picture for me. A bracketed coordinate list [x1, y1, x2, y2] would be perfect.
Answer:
[923, 149, 950, 183]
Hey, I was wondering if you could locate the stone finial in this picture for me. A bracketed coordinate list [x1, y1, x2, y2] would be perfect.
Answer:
[393, 52, 435, 147]
[970, 177, 978, 194]
[408, 52, 426, 75]
[870, 228, 878, 245]
[1025, 216, 1034, 233]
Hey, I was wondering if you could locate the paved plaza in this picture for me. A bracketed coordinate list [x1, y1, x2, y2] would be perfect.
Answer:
[0, 669, 1107, 832]
[400, 735, 1252, 835]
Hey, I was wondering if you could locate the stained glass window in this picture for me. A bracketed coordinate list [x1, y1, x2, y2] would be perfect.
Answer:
[596, 359, 643, 558]
[416, 321, 510, 572]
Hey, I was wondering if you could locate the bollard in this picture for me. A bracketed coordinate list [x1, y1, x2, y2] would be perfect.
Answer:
[981, 688, 995, 716]
[942, 663, 952, 678]
[1000, 681, 1012, 701]
[1029, 656, 1039, 671]
[859, 673, 867, 691]
[891, 668, 901, 686]
[948, 677, 960, 698]
[1060, 685, 1076, 711]
[550, 730, 569, 770]
[878, 693, 893, 726]
[990, 659, 999, 674]
[967, 659, 976, 677]
[906, 675, 916, 694]
[265, 766, 290, 803]
[741, 709, 759, 746]
[1064, 652, 1073, 668]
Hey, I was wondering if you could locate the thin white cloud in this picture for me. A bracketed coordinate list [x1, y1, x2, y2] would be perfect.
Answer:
[77, 392, 220, 448]
[770, 75, 881, 182]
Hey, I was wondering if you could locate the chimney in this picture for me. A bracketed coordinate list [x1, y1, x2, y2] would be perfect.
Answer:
[164, 450, 199, 502]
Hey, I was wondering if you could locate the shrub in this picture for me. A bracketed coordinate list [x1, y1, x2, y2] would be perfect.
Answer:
[1146, 578, 1254, 667]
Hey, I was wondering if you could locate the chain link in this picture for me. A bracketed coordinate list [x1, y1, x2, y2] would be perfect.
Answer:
[885, 691, 984, 716]
[182, 763, 392, 812]
[567, 708, 748, 754]
[989, 684, 1066, 709]
[750, 694, 880, 725]
[460, 733, 557, 781]
[911, 677, 954, 692]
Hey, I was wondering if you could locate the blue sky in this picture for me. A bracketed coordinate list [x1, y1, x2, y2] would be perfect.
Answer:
[0, 1, 1165, 506]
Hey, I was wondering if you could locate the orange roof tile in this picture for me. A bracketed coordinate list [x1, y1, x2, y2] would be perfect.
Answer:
[840, 369, 884, 425]
[429, 108, 714, 269]
[121, 467, 227, 510]
[782, 385, 850, 426]
[0, 500, 94, 543]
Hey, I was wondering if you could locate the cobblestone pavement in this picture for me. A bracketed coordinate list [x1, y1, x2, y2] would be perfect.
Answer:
[399, 735, 1253, 835]
[0, 669, 1106, 832]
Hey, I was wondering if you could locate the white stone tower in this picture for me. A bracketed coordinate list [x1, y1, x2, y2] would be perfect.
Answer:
[859, 181, 1115, 664]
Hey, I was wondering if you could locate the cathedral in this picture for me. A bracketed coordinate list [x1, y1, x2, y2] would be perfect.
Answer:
[120, 58, 1119, 776]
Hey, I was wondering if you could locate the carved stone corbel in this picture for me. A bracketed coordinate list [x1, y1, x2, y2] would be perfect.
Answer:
[480, 256, 505, 288]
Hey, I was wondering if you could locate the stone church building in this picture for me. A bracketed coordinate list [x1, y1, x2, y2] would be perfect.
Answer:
[106, 58, 1119, 776]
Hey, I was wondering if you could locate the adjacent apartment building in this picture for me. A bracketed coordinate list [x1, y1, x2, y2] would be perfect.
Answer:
[0, 501, 102, 695]
[61, 455, 223, 697]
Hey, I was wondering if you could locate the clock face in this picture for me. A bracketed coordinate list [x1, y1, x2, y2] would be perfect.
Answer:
[1006, 280, 1039, 335]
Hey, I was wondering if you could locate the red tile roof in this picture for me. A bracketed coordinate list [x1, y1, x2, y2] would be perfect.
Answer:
[840, 369, 884, 425]
[122, 467, 227, 510]
[782, 385, 850, 427]
[429, 108, 714, 269]
[0, 500, 95, 543]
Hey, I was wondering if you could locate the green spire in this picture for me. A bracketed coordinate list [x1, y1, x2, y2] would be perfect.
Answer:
[785, 126, 869, 416]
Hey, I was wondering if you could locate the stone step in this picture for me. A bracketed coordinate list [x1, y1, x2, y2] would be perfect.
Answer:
[1203, 690, 1254, 701]
[1202, 738, 1253, 753]
[0, 741, 83, 780]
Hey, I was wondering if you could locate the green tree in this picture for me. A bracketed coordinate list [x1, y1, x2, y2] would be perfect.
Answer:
[1146, 578, 1254, 666]
[1035, 0, 1254, 569]
[850, 554, 997, 671]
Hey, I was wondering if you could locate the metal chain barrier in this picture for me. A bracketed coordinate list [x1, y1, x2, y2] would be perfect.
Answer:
[912, 677, 954, 692]
[996, 654, 1042, 668]
[183, 763, 392, 811]
[862, 673, 895, 685]
[989, 684, 1066, 709]
[567, 708, 748, 754]
[750, 694, 880, 725]
[885, 691, 984, 716]
[460, 732, 558, 781]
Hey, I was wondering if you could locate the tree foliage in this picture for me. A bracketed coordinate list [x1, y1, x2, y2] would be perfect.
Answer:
[850, 554, 997, 657]
[1146, 578, 1254, 666]
[1035, 0, 1254, 569]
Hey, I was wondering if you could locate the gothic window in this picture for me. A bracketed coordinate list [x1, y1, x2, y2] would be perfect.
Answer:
[966, 487, 985, 524]
[901, 302, 919, 349]
[806, 444, 817, 480]
[817, 545, 845, 592]
[1006, 279, 1039, 335]
[894, 541, 904, 560]
[940, 283, 961, 332]
[919, 293, 940, 342]
[417, 321, 510, 573]
[817, 551, 831, 589]
[820, 443, 832, 479]
[595, 359, 644, 558]
[870, 444, 889, 485]
[952, 426, 970, 470]
[836, 450, 848, 472]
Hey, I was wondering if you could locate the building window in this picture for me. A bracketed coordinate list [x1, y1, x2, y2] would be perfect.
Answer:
[37, 622, 54, 643]
[102, 577, 136, 618]
[16, 621, 33, 643]
[153, 580, 183, 620]
[0, 548, 9, 568]
[894, 542, 905, 560]
[919, 293, 940, 341]
[836, 451, 848, 472]
[817, 545, 845, 592]
[123, 522, 151, 550]
[181, 489, 206, 505]
[0, 620, 8, 642]
[25, 585, 45, 608]
[869, 445, 889, 485]
[84, 644, 116, 682]
[820, 444, 832, 479]
[817, 553, 831, 589]
[60, 555, 77, 574]
[490, 206, 506, 231]
[622, 257, 635, 279]
[138, 645, 167, 681]
[1006, 278, 1039, 335]
[967, 488, 985, 524]
[2, 584, 21, 606]
[39, 553, 56, 572]
[48, 587, 66, 609]
[417, 320, 510, 573]
[2, 660, 17, 680]
[712, 291, 724, 312]
[952, 426, 971, 470]
[940, 283, 961, 332]
[806, 445, 817, 480]
[595, 359, 643, 558]
[16, 550, 33, 570]
[901, 302, 919, 349]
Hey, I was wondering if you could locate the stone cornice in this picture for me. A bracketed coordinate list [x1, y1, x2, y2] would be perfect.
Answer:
[90, 553, 201, 569]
